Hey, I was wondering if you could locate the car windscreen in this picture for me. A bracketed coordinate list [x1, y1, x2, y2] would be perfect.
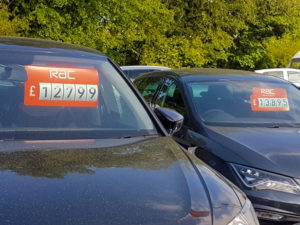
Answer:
[0, 51, 157, 140]
[187, 79, 300, 127]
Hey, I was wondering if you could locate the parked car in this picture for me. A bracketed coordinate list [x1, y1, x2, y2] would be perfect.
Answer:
[121, 65, 170, 80]
[134, 68, 300, 224]
[255, 68, 300, 87]
[0, 37, 259, 225]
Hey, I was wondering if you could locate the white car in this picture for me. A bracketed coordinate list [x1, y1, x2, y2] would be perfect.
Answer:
[255, 68, 300, 87]
[121, 65, 171, 80]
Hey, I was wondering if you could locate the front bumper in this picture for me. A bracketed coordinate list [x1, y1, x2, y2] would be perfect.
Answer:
[245, 189, 300, 222]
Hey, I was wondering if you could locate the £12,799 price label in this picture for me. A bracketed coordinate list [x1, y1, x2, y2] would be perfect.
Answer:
[24, 66, 99, 107]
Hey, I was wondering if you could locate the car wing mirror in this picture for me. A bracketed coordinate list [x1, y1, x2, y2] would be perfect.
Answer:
[154, 107, 184, 135]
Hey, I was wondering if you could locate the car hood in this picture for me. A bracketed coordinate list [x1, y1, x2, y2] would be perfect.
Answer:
[207, 126, 300, 179]
[0, 136, 241, 225]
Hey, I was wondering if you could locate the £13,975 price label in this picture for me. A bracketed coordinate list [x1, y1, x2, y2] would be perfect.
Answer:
[24, 66, 99, 107]
[250, 88, 289, 111]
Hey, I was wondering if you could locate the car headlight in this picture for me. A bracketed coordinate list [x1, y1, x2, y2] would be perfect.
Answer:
[227, 199, 259, 225]
[231, 164, 300, 194]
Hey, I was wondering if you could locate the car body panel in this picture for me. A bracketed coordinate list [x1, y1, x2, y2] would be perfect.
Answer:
[0, 136, 242, 225]
[206, 126, 300, 178]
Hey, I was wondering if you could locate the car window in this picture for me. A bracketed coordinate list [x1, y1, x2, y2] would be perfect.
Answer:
[187, 79, 300, 127]
[290, 60, 300, 69]
[263, 71, 284, 79]
[287, 71, 300, 83]
[135, 76, 163, 104]
[123, 69, 149, 79]
[0, 52, 158, 140]
[155, 78, 186, 115]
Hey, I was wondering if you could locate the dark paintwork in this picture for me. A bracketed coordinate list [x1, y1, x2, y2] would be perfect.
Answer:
[154, 107, 184, 134]
[134, 69, 300, 222]
[0, 36, 102, 55]
[206, 126, 300, 178]
[137, 68, 258, 80]
[0, 39, 247, 225]
[0, 137, 243, 225]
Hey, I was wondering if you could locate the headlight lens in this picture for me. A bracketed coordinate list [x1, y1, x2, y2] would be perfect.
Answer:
[227, 199, 259, 225]
[232, 164, 300, 194]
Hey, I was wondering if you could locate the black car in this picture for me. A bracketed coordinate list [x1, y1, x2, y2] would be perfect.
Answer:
[0, 38, 259, 225]
[134, 68, 300, 224]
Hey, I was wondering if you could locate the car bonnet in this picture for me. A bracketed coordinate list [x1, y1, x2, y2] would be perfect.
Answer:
[207, 126, 300, 179]
[0, 136, 212, 225]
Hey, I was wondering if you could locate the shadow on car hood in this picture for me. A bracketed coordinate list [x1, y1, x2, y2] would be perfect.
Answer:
[207, 126, 300, 179]
[0, 137, 215, 225]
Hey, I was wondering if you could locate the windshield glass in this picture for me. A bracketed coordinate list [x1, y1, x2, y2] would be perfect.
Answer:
[0, 51, 157, 140]
[187, 79, 300, 127]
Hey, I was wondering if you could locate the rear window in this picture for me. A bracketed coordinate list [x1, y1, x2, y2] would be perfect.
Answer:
[0, 51, 157, 140]
[288, 71, 300, 83]
[290, 59, 300, 69]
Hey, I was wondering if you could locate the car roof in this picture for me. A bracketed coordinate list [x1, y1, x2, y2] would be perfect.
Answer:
[136, 68, 290, 84]
[138, 68, 256, 78]
[120, 65, 171, 70]
[0, 36, 103, 56]
[170, 68, 257, 76]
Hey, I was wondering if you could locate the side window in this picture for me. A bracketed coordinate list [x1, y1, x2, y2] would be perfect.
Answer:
[264, 71, 284, 79]
[291, 61, 300, 69]
[134, 77, 163, 103]
[288, 71, 300, 83]
[155, 78, 186, 115]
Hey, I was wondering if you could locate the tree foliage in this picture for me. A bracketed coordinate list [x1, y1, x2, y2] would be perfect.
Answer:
[0, 3, 27, 36]
[2, 0, 300, 69]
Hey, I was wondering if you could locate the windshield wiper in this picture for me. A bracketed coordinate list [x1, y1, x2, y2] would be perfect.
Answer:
[268, 125, 280, 128]
[121, 134, 160, 139]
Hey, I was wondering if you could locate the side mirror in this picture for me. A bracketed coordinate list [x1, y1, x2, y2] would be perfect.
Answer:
[154, 107, 184, 135]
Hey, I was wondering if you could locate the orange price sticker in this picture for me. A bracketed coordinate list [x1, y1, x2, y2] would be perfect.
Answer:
[24, 66, 99, 107]
[250, 88, 289, 111]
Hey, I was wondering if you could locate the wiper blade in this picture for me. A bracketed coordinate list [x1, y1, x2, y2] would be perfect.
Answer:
[268, 125, 280, 128]
[120, 134, 159, 139]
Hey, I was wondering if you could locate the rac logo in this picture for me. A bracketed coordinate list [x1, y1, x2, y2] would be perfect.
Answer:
[49, 70, 75, 80]
[261, 88, 274, 95]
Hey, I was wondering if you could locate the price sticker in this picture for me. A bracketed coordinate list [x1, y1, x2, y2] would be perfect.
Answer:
[24, 66, 99, 107]
[250, 88, 289, 111]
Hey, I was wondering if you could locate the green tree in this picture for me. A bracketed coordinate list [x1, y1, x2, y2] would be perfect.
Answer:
[5, 0, 300, 69]
[8, 0, 174, 65]
[262, 34, 300, 68]
[0, 3, 27, 36]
